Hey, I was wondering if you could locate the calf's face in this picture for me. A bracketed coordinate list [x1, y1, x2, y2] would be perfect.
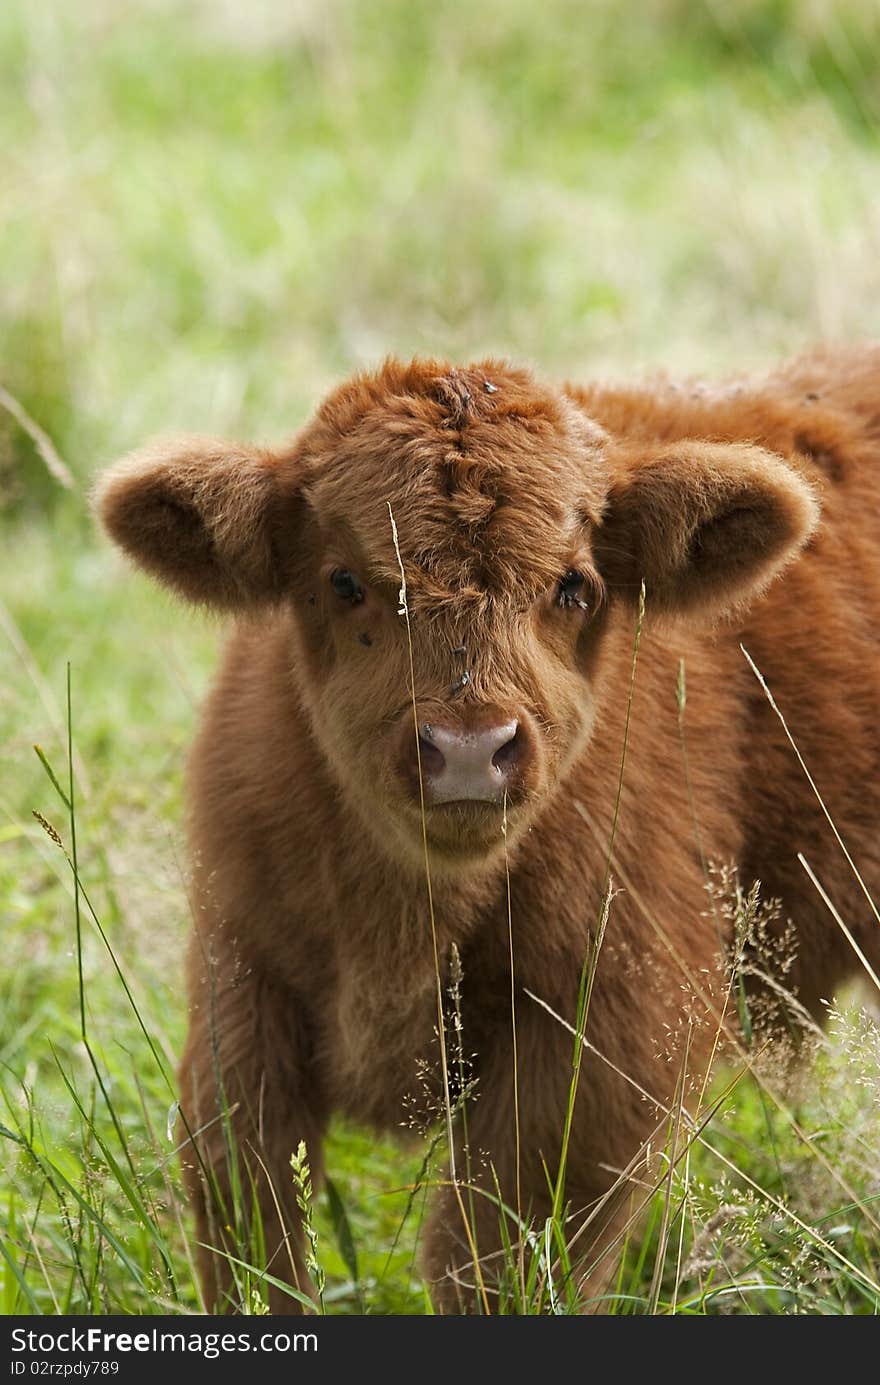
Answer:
[97, 360, 818, 870]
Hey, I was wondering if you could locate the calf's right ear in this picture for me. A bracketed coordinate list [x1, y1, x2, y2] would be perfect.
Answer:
[94, 438, 295, 608]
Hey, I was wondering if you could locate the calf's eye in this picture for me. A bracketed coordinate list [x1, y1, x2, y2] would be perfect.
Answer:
[330, 568, 364, 604]
[557, 570, 592, 611]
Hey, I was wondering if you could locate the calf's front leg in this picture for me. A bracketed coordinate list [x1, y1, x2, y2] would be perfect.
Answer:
[421, 999, 681, 1313]
[178, 937, 327, 1314]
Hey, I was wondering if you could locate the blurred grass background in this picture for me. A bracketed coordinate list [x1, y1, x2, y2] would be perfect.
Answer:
[2, 0, 880, 1314]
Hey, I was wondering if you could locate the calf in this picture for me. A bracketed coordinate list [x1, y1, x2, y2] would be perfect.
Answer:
[97, 348, 880, 1312]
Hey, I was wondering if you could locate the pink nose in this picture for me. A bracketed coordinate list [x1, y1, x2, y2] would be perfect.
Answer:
[418, 720, 523, 804]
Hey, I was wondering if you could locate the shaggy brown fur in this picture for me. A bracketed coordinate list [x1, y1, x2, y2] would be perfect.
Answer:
[97, 347, 880, 1313]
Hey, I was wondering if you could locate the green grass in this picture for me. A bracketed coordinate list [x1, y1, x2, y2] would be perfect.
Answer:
[2, 0, 880, 1315]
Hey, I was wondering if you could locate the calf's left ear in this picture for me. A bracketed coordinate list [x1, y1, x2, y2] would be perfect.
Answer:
[593, 441, 819, 618]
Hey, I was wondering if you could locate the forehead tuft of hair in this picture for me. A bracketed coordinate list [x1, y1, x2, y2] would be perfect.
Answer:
[302, 357, 605, 608]
[314, 357, 569, 438]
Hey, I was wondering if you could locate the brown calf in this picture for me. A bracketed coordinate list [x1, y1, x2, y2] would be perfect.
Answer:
[97, 347, 880, 1312]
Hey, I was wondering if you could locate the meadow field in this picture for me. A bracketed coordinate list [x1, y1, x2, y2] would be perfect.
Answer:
[2, 0, 880, 1314]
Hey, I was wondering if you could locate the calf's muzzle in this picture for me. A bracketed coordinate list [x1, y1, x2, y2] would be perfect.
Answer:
[398, 713, 531, 805]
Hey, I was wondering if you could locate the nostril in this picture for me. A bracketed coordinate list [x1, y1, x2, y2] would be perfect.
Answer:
[491, 723, 523, 775]
[417, 726, 446, 777]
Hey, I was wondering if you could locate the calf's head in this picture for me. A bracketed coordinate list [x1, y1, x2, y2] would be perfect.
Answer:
[97, 359, 818, 870]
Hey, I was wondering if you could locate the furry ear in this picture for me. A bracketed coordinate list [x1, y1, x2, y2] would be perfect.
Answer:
[95, 437, 292, 607]
[594, 441, 819, 618]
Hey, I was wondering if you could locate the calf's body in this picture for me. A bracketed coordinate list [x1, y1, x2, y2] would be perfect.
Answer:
[98, 347, 880, 1312]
